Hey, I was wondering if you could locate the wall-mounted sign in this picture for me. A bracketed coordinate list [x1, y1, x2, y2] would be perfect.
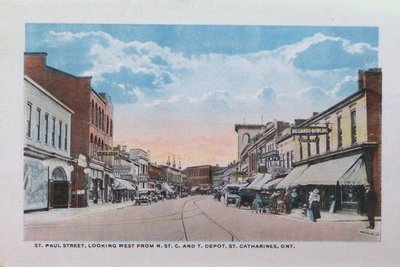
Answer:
[97, 151, 119, 157]
[113, 165, 131, 174]
[291, 127, 331, 136]
[261, 150, 279, 159]
[298, 137, 319, 143]
[137, 174, 148, 182]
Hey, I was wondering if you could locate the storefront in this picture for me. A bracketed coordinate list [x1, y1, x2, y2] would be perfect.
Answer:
[277, 153, 368, 213]
[88, 168, 104, 205]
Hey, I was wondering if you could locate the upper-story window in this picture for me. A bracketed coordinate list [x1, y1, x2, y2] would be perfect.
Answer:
[337, 116, 343, 148]
[110, 119, 113, 137]
[44, 113, 49, 144]
[351, 110, 357, 145]
[64, 124, 68, 151]
[26, 102, 32, 138]
[36, 108, 41, 141]
[316, 136, 320, 155]
[307, 136, 311, 158]
[91, 100, 94, 125]
[299, 141, 303, 160]
[58, 121, 63, 149]
[106, 116, 109, 134]
[51, 117, 56, 146]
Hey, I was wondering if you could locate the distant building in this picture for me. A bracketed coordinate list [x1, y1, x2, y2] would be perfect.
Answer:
[183, 165, 212, 187]
[129, 148, 149, 189]
[24, 76, 74, 211]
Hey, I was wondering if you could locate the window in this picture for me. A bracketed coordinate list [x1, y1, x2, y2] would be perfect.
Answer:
[106, 116, 109, 134]
[51, 117, 56, 146]
[58, 121, 62, 149]
[44, 114, 49, 144]
[337, 116, 343, 148]
[36, 108, 41, 141]
[64, 124, 68, 150]
[26, 102, 32, 137]
[316, 137, 320, 155]
[307, 136, 311, 157]
[351, 110, 357, 145]
[299, 142, 303, 160]
[286, 152, 290, 169]
[91, 100, 94, 124]
[325, 122, 331, 152]
[110, 119, 113, 137]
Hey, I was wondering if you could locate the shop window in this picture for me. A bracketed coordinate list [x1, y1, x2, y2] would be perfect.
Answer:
[342, 185, 364, 203]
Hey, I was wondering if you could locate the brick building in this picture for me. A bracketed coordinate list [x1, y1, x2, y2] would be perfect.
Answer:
[24, 52, 114, 207]
[183, 165, 212, 187]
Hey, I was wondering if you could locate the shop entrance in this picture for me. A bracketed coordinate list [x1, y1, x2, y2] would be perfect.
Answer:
[51, 167, 69, 208]
[52, 181, 69, 208]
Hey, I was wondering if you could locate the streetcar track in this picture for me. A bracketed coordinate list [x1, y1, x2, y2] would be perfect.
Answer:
[179, 197, 240, 242]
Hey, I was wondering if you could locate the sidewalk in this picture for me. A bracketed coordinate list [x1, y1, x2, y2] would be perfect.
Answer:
[24, 201, 136, 223]
[284, 208, 381, 236]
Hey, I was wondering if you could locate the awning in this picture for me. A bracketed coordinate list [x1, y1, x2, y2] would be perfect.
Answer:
[114, 178, 136, 190]
[162, 183, 175, 193]
[190, 186, 199, 192]
[276, 165, 308, 189]
[339, 157, 368, 185]
[293, 154, 364, 186]
[261, 178, 283, 190]
[247, 173, 272, 190]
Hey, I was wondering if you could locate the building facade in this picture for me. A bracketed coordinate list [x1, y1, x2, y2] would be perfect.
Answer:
[24, 76, 74, 211]
[129, 148, 149, 189]
[277, 68, 382, 215]
[24, 52, 114, 207]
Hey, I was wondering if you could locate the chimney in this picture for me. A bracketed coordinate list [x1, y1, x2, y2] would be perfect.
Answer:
[358, 68, 382, 95]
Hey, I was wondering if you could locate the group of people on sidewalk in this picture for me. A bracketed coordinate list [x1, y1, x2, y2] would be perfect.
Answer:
[302, 185, 376, 228]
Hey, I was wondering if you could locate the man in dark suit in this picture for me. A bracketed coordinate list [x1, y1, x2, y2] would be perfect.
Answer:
[365, 184, 376, 229]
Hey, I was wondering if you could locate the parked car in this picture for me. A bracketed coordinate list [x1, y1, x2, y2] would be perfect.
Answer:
[135, 189, 151, 205]
[224, 184, 241, 207]
[238, 188, 256, 209]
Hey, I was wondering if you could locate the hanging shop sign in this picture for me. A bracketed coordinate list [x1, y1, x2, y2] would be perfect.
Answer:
[97, 151, 119, 157]
[291, 127, 331, 136]
[298, 136, 319, 143]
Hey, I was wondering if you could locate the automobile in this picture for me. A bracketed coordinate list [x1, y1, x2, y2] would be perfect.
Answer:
[224, 184, 241, 207]
[134, 189, 151, 205]
[238, 188, 256, 209]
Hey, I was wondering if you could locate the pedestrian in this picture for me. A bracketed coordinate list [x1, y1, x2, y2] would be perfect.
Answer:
[284, 189, 292, 214]
[309, 189, 321, 222]
[290, 189, 298, 210]
[365, 184, 376, 229]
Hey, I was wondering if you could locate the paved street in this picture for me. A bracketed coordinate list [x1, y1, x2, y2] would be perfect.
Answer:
[24, 195, 379, 242]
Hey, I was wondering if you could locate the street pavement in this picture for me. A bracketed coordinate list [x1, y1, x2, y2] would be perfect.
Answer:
[24, 195, 380, 241]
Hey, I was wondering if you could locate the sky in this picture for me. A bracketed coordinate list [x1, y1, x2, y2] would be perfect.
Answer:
[25, 24, 378, 168]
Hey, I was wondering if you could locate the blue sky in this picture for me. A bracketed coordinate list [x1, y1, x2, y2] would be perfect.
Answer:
[25, 24, 379, 166]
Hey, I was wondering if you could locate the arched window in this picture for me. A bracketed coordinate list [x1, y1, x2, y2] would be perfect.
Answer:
[52, 167, 67, 181]
[102, 110, 105, 131]
[91, 100, 94, 124]
[110, 119, 113, 137]
[106, 116, 109, 134]
[95, 103, 98, 127]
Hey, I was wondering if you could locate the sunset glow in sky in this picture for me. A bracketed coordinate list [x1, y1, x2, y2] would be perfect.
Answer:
[25, 24, 378, 167]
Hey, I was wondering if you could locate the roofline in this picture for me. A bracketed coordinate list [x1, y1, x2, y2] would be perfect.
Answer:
[299, 89, 366, 126]
[234, 124, 265, 132]
[24, 75, 75, 114]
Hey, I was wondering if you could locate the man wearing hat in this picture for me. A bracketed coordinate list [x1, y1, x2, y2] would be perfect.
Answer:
[365, 184, 376, 229]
